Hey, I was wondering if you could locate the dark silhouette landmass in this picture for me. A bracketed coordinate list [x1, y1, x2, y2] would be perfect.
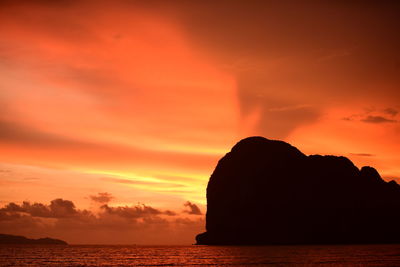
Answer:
[0, 234, 67, 245]
[196, 136, 400, 245]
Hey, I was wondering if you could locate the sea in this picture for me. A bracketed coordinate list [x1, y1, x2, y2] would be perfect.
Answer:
[1, 244, 400, 266]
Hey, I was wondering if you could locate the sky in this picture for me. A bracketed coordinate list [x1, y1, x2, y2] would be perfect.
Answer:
[0, 0, 399, 244]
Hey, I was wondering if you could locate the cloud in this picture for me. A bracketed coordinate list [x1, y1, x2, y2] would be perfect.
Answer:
[349, 153, 375, 157]
[101, 177, 185, 188]
[0, 199, 79, 218]
[0, 118, 219, 179]
[0, 198, 175, 221]
[100, 203, 176, 219]
[0, 198, 201, 244]
[342, 117, 351, 121]
[89, 192, 114, 204]
[384, 108, 398, 117]
[343, 108, 399, 124]
[0, 120, 81, 147]
[361, 115, 397, 124]
[155, 0, 400, 140]
[183, 201, 202, 215]
[164, 210, 177, 216]
[238, 95, 321, 138]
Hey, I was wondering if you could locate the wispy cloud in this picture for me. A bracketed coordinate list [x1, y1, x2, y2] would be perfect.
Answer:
[361, 115, 397, 124]
[349, 153, 375, 157]
[343, 107, 398, 124]
[101, 177, 185, 188]
[89, 192, 114, 204]
[383, 108, 398, 117]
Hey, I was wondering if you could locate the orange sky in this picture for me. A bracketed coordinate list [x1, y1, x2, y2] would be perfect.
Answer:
[0, 0, 399, 244]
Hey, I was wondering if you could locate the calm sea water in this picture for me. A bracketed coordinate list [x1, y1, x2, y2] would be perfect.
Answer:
[1, 244, 400, 266]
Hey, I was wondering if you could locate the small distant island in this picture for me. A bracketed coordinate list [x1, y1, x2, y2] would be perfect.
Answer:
[196, 136, 400, 245]
[0, 234, 67, 245]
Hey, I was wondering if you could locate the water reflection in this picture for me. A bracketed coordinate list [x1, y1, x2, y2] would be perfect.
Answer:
[1, 244, 399, 266]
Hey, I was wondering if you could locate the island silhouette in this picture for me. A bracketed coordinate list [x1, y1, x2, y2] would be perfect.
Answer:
[0, 234, 67, 245]
[196, 136, 400, 245]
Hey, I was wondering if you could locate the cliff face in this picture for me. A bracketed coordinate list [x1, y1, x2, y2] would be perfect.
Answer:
[196, 136, 400, 245]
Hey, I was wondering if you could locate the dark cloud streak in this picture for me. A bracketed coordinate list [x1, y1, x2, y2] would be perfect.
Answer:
[384, 108, 398, 117]
[89, 192, 114, 204]
[349, 153, 375, 157]
[361, 116, 397, 124]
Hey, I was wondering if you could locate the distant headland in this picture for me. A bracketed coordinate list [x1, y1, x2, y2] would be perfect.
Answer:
[0, 234, 67, 245]
[196, 136, 400, 245]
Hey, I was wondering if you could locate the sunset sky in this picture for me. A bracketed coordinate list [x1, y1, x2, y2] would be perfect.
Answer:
[1, 0, 399, 244]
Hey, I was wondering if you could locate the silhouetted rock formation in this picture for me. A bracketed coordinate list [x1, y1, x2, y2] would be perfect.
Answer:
[196, 136, 400, 245]
[0, 234, 67, 245]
